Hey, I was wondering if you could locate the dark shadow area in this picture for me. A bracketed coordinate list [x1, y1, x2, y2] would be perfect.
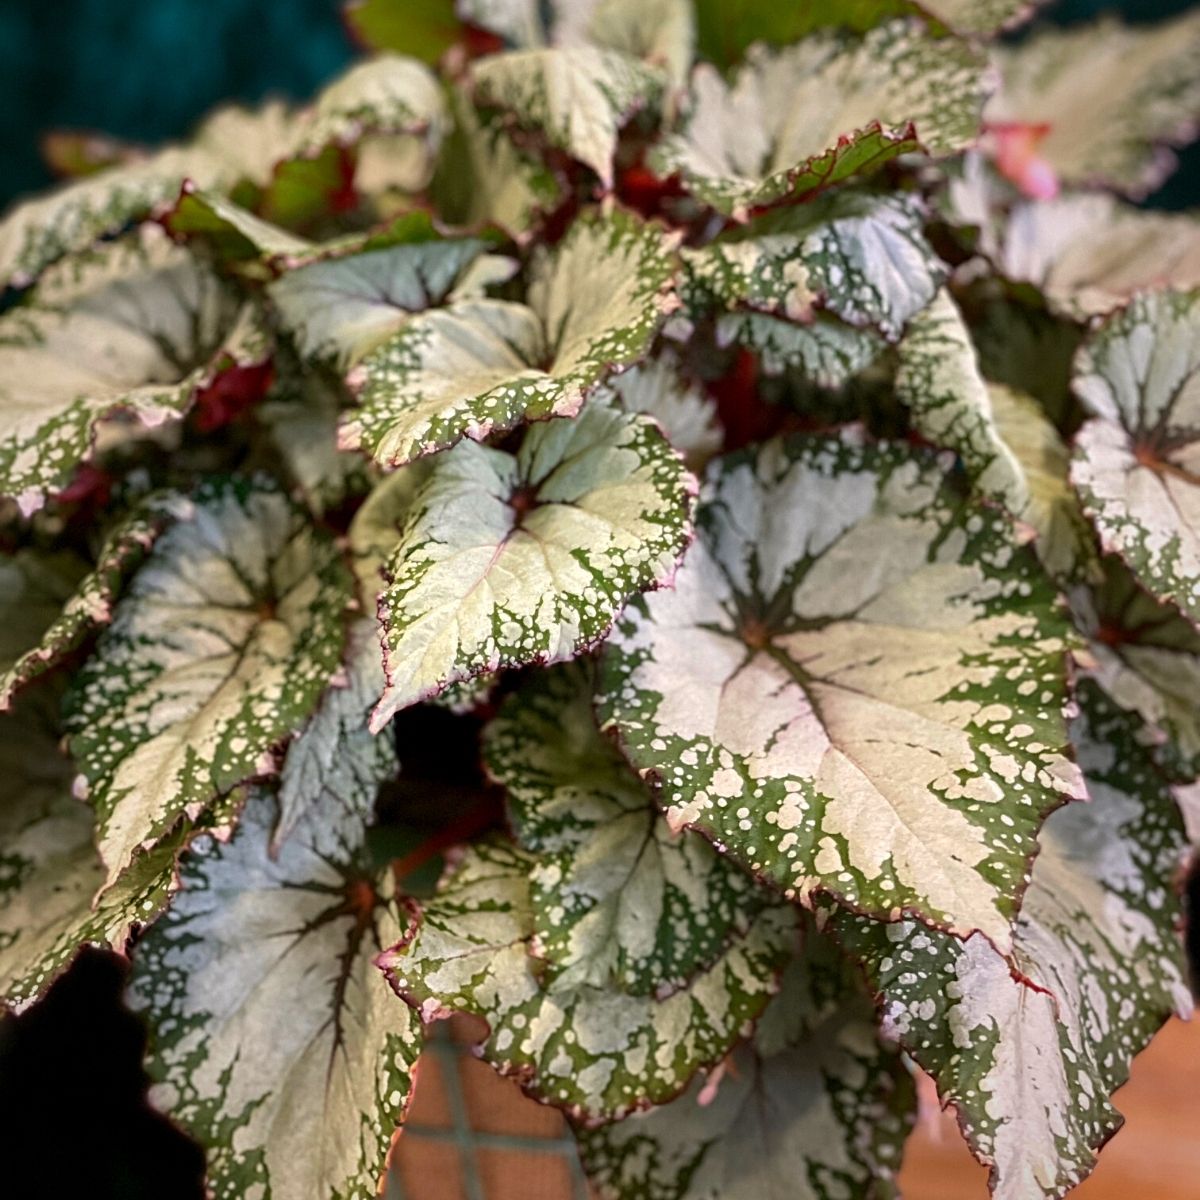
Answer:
[0, 948, 206, 1199]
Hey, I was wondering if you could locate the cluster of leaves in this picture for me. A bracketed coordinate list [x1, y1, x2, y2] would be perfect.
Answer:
[1, 1, 1199, 1197]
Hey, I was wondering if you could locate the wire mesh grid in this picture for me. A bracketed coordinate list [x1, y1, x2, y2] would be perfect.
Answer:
[387, 1016, 594, 1200]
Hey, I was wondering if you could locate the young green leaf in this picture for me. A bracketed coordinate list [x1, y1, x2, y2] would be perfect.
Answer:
[167, 187, 317, 265]
[896, 288, 1028, 513]
[65, 479, 353, 887]
[471, 46, 664, 189]
[1070, 289, 1200, 624]
[682, 192, 944, 340]
[598, 431, 1083, 951]
[0, 227, 270, 514]
[129, 760, 419, 1200]
[342, 208, 678, 465]
[989, 11, 1200, 196]
[368, 398, 692, 727]
[577, 926, 914, 1200]
[379, 838, 796, 1119]
[483, 661, 763, 995]
[653, 20, 987, 216]
[344, 0, 461, 63]
[835, 682, 1193, 1200]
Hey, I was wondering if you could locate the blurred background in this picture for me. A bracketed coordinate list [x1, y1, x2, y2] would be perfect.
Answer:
[0, 1, 1197, 1197]
[0, 0, 1198, 212]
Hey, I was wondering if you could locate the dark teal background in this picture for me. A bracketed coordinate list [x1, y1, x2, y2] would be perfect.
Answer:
[0, 0, 1196, 213]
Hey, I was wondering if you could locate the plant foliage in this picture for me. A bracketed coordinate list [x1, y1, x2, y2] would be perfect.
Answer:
[1, 2, 1198, 1197]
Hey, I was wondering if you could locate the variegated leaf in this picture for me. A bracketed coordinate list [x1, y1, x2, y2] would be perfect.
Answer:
[0, 98, 300, 290]
[0, 56, 444, 291]
[0, 144, 233, 291]
[1070, 289, 1200, 624]
[598, 431, 1083, 951]
[129, 759, 420, 1200]
[293, 53, 446, 161]
[1072, 557, 1200, 780]
[690, 0, 1045, 66]
[604, 354, 722, 470]
[0, 226, 270, 514]
[471, 46, 663, 189]
[251, 57, 447, 219]
[0, 687, 240, 1010]
[682, 192, 944, 341]
[274, 619, 387, 851]
[652, 20, 987, 216]
[483, 661, 763, 995]
[0, 496, 188, 710]
[378, 837, 797, 1119]
[269, 238, 512, 366]
[576, 925, 914, 1200]
[369, 398, 692, 728]
[987, 385, 1098, 587]
[342, 208, 678, 466]
[454, 0, 693, 86]
[713, 310, 885, 386]
[896, 288, 1028, 513]
[996, 194, 1200, 319]
[64, 479, 352, 886]
[988, 11, 1200, 196]
[835, 681, 1193, 1200]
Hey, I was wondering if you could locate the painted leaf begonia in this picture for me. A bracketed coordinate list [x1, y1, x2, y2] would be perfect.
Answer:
[65, 479, 353, 886]
[834, 682, 1193, 1200]
[577, 923, 915, 1200]
[0, 226, 271, 514]
[367, 398, 693, 727]
[599, 430, 1083, 951]
[129, 761, 419, 1200]
[483, 661, 764, 995]
[379, 837, 796, 1119]
[653, 20, 988, 216]
[341, 208, 678, 465]
[1071, 289, 1200, 624]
